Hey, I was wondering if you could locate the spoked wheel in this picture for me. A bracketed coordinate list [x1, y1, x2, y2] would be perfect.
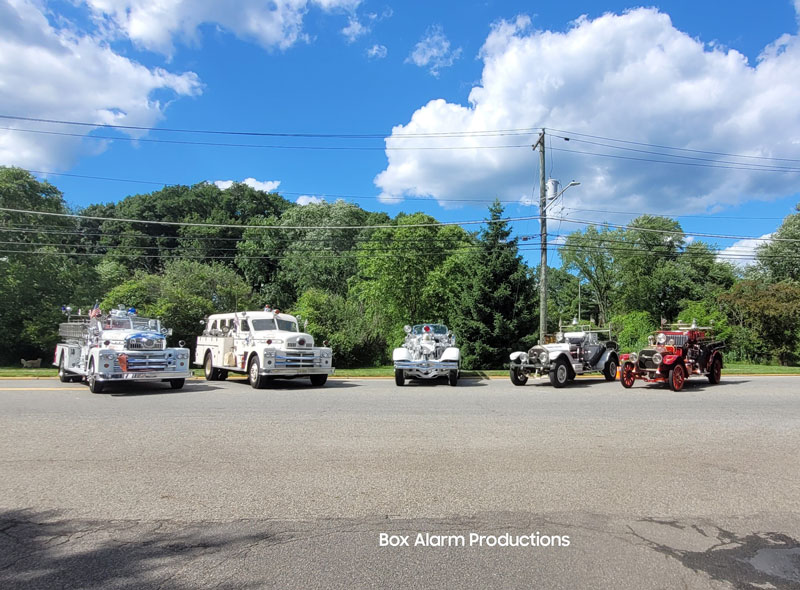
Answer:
[620, 362, 636, 389]
[549, 357, 570, 388]
[707, 356, 722, 384]
[394, 369, 405, 386]
[448, 370, 458, 387]
[669, 364, 686, 392]
[87, 359, 104, 394]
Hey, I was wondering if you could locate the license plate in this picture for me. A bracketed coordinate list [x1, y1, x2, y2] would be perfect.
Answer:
[124, 372, 157, 379]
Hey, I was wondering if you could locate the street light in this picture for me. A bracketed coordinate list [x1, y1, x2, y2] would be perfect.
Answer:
[539, 179, 580, 344]
[544, 180, 580, 212]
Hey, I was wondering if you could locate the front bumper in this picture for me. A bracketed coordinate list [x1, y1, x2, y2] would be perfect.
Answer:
[260, 367, 335, 376]
[97, 368, 192, 382]
[394, 359, 458, 378]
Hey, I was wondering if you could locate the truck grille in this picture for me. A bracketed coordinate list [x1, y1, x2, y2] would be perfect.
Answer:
[115, 352, 169, 371]
[275, 351, 316, 368]
[126, 337, 166, 351]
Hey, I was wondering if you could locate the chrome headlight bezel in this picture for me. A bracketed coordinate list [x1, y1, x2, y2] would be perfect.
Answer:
[629, 352, 638, 363]
[656, 333, 667, 345]
[539, 351, 549, 364]
[652, 352, 663, 365]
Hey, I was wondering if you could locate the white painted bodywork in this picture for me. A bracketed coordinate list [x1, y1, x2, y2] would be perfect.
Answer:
[54, 311, 190, 384]
[393, 324, 460, 380]
[194, 311, 334, 381]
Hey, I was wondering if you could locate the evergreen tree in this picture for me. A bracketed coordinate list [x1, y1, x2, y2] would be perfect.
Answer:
[449, 201, 537, 369]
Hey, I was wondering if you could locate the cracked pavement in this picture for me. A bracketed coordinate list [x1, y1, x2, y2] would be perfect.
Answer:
[1, 376, 799, 588]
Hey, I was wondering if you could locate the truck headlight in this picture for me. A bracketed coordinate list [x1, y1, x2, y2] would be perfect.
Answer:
[101, 353, 115, 360]
[652, 353, 663, 365]
[629, 352, 638, 363]
[539, 351, 548, 364]
[264, 349, 276, 357]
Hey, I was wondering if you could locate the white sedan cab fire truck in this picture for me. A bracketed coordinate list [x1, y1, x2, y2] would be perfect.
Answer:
[195, 310, 334, 388]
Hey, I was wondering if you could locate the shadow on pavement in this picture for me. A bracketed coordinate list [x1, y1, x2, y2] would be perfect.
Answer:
[0, 509, 273, 590]
[630, 517, 800, 589]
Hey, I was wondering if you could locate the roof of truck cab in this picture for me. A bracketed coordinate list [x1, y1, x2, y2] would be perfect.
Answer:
[207, 311, 297, 321]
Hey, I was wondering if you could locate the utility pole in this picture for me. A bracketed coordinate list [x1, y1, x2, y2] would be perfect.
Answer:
[535, 129, 547, 344]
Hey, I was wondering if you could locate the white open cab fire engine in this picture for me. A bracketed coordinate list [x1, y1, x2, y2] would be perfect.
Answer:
[194, 310, 334, 388]
[54, 307, 191, 393]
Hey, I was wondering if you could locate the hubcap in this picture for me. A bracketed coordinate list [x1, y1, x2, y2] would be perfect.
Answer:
[250, 362, 258, 382]
[557, 364, 567, 383]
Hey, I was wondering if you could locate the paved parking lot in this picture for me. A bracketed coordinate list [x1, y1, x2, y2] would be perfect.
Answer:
[1, 375, 799, 589]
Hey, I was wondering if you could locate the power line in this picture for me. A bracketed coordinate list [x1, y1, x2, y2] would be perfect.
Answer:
[0, 114, 540, 139]
[547, 127, 800, 164]
[0, 205, 542, 231]
[1, 127, 532, 152]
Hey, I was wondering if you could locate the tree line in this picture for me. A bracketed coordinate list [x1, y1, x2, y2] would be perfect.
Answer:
[2, 166, 799, 367]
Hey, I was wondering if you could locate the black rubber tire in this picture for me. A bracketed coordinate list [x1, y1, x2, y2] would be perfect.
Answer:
[87, 359, 104, 394]
[707, 356, 722, 384]
[448, 370, 458, 387]
[58, 354, 73, 383]
[169, 379, 185, 390]
[603, 357, 618, 381]
[620, 362, 636, 389]
[394, 369, 405, 386]
[669, 364, 685, 392]
[310, 374, 328, 387]
[549, 357, 570, 388]
[248, 356, 266, 389]
[203, 352, 219, 381]
[509, 366, 528, 386]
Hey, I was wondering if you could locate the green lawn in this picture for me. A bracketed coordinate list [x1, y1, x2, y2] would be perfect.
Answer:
[1, 363, 799, 379]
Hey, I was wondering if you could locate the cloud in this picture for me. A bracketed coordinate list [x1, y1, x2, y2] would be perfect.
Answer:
[342, 15, 367, 43]
[296, 195, 325, 205]
[717, 233, 773, 267]
[406, 25, 461, 76]
[0, 0, 201, 172]
[214, 178, 281, 192]
[367, 43, 387, 59]
[86, 0, 362, 56]
[378, 9, 800, 213]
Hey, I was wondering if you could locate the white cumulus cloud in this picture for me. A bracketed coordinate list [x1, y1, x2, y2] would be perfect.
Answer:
[296, 195, 325, 205]
[378, 9, 800, 214]
[0, 0, 201, 172]
[342, 15, 367, 43]
[367, 43, 387, 59]
[406, 25, 461, 76]
[86, 0, 362, 56]
[717, 233, 773, 267]
[214, 178, 281, 192]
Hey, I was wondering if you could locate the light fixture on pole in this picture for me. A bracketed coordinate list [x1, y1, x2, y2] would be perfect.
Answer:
[533, 140, 580, 345]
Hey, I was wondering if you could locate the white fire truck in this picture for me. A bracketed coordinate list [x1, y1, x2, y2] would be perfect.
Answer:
[195, 310, 334, 388]
[54, 307, 191, 393]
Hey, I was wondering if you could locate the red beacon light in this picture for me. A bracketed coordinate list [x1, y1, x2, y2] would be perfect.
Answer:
[423, 325, 431, 333]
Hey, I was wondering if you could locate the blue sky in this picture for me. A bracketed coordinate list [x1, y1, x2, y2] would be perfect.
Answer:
[2, 0, 800, 266]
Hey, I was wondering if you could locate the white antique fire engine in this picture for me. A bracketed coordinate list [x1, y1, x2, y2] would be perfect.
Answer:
[194, 309, 334, 388]
[54, 306, 191, 393]
[392, 323, 461, 386]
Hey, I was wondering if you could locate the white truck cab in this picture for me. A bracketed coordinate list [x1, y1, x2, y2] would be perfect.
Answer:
[194, 310, 334, 388]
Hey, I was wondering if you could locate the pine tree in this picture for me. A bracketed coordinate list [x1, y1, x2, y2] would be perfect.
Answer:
[449, 201, 537, 368]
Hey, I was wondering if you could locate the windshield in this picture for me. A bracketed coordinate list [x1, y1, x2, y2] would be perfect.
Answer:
[132, 317, 159, 331]
[276, 319, 298, 332]
[251, 319, 276, 331]
[104, 318, 131, 330]
[412, 324, 448, 335]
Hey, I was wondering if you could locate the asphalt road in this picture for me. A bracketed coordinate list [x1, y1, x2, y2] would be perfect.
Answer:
[1, 375, 799, 589]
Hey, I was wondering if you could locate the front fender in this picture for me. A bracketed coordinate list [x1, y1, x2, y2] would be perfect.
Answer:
[440, 347, 460, 363]
[599, 349, 619, 367]
[392, 348, 412, 362]
[509, 351, 526, 363]
[663, 354, 682, 365]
